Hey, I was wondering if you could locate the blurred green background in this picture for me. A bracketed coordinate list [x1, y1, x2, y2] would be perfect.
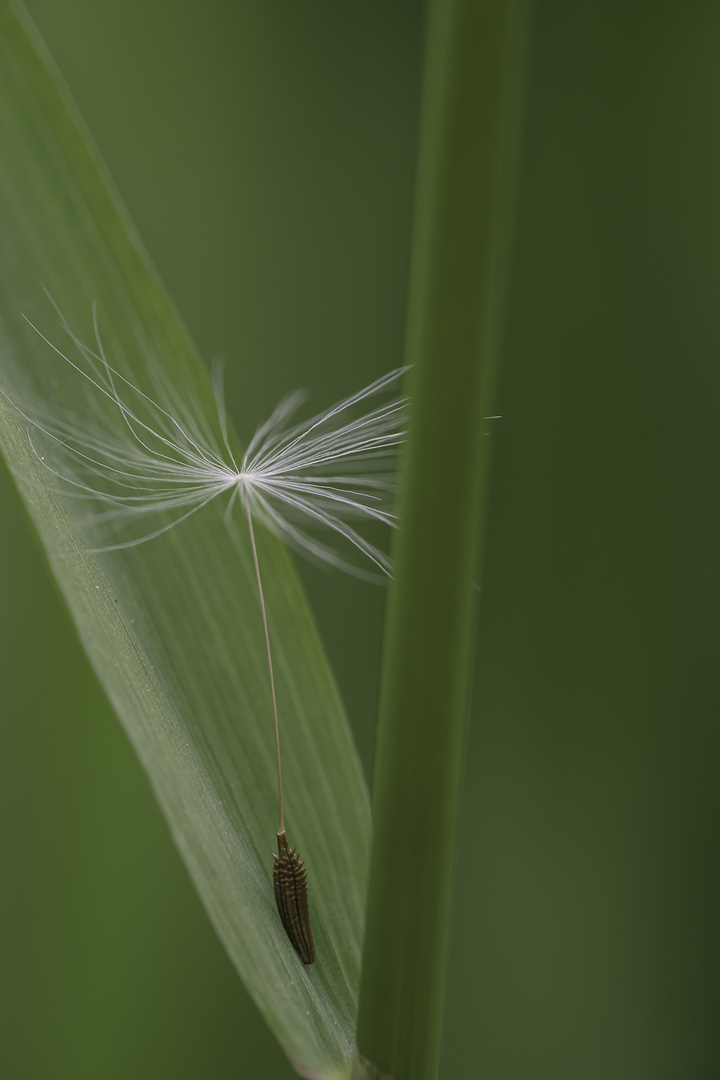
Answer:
[1, 2, 719, 1078]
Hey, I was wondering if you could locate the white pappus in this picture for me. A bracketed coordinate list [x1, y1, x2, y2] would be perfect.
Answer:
[9, 300, 407, 577]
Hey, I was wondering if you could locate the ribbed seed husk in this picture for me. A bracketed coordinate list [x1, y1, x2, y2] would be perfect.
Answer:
[273, 829, 316, 965]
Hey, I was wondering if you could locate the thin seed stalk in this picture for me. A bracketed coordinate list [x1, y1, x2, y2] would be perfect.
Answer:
[355, 1, 528, 1077]
[244, 490, 285, 833]
[243, 489, 316, 966]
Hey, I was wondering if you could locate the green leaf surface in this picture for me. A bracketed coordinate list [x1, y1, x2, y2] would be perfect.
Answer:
[0, 5, 369, 1077]
[356, 2, 527, 1076]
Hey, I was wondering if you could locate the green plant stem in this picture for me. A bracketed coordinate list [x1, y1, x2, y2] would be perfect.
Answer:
[355, 2, 528, 1077]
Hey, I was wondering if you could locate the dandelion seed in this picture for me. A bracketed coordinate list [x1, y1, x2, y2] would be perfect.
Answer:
[3, 299, 408, 965]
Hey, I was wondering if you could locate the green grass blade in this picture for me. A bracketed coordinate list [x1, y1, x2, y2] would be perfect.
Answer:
[0, 4, 369, 1076]
[356, 1, 529, 1077]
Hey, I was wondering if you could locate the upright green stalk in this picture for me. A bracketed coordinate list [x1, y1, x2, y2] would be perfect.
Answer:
[355, 2, 528, 1077]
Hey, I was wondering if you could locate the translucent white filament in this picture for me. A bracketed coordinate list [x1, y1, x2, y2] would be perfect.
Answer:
[8, 301, 408, 578]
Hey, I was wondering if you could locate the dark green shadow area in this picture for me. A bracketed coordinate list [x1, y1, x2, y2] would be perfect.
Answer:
[442, 4, 720, 1077]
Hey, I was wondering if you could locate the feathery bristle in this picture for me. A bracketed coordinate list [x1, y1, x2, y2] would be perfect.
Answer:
[6, 300, 407, 577]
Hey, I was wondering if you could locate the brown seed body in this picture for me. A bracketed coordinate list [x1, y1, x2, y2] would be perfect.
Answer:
[273, 829, 316, 965]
